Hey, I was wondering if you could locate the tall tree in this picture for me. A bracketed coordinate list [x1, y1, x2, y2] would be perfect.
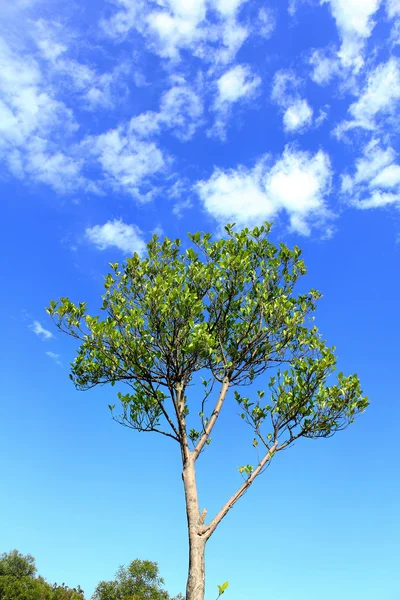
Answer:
[48, 223, 368, 600]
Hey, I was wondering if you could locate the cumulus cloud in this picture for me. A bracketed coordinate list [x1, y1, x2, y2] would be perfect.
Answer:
[216, 64, 260, 104]
[341, 138, 400, 209]
[102, 0, 249, 65]
[283, 99, 313, 133]
[30, 320, 54, 340]
[309, 0, 382, 87]
[271, 70, 313, 133]
[197, 147, 332, 235]
[130, 77, 203, 141]
[387, 0, 400, 17]
[210, 64, 261, 137]
[0, 17, 204, 198]
[85, 219, 147, 255]
[335, 58, 400, 135]
[84, 126, 167, 200]
[309, 48, 340, 85]
[0, 34, 87, 192]
[321, 0, 381, 70]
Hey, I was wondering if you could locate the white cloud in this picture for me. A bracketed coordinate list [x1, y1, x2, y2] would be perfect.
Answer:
[213, 0, 248, 16]
[173, 197, 194, 217]
[283, 99, 313, 133]
[271, 70, 300, 106]
[102, 0, 249, 65]
[352, 190, 400, 209]
[288, 0, 300, 15]
[387, 0, 400, 17]
[0, 38, 75, 145]
[216, 64, 261, 104]
[84, 126, 166, 200]
[30, 320, 54, 340]
[370, 164, 400, 188]
[211, 64, 261, 137]
[197, 147, 332, 235]
[130, 77, 203, 141]
[29, 19, 131, 112]
[46, 351, 62, 366]
[271, 70, 313, 134]
[309, 48, 340, 85]
[341, 139, 400, 209]
[257, 7, 276, 38]
[321, 0, 382, 70]
[158, 79, 203, 139]
[315, 106, 330, 126]
[85, 219, 147, 256]
[30, 18, 68, 61]
[335, 58, 400, 135]
[0, 35, 87, 192]
[349, 58, 400, 122]
[322, 0, 381, 38]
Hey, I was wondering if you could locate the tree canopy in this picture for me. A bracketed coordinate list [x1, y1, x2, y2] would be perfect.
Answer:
[0, 551, 180, 600]
[0, 550, 84, 600]
[92, 559, 183, 600]
[47, 223, 368, 600]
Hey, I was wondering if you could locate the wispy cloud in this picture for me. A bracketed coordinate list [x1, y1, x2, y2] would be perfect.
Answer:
[341, 138, 400, 209]
[30, 320, 54, 340]
[334, 58, 400, 136]
[210, 64, 261, 137]
[101, 0, 249, 65]
[271, 70, 313, 133]
[46, 351, 62, 366]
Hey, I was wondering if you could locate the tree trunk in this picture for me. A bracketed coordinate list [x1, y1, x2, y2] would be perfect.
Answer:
[186, 531, 206, 600]
[182, 457, 206, 600]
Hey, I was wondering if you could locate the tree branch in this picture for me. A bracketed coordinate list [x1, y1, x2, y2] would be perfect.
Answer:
[192, 377, 230, 461]
[112, 415, 180, 442]
[200, 440, 279, 540]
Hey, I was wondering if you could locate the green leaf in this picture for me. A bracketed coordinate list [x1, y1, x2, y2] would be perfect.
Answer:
[217, 581, 229, 596]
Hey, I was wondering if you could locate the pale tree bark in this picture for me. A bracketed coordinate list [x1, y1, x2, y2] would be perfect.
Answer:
[182, 456, 207, 600]
[180, 379, 278, 600]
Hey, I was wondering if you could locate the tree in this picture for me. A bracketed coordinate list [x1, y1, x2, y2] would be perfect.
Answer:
[0, 550, 85, 600]
[92, 559, 183, 600]
[48, 223, 368, 600]
[0, 550, 48, 600]
[52, 582, 85, 600]
[0, 550, 37, 580]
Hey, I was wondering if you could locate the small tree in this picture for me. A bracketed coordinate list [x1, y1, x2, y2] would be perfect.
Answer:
[92, 559, 182, 600]
[48, 223, 368, 600]
[0, 550, 84, 600]
[0, 550, 37, 580]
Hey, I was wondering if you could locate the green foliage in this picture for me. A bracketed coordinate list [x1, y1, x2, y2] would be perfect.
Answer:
[52, 582, 85, 600]
[91, 559, 182, 600]
[0, 550, 37, 579]
[0, 550, 84, 600]
[0, 551, 180, 600]
[47, 222, 368, 451]
[216, 581, 229, 598]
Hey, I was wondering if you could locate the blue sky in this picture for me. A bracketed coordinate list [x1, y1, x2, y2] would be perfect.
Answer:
[1, 0, 400, 598]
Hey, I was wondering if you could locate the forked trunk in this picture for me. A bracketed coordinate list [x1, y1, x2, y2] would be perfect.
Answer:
[182, 457, 207, 600]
